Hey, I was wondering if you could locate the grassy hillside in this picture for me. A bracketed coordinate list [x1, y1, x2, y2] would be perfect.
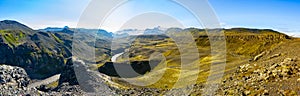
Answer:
[0, 30, 26, 47]
[218, 38, 300, 95]
[108, 28, 292, 90]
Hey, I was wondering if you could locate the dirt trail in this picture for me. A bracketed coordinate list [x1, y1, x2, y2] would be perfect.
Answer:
[28, 74, 61, 88]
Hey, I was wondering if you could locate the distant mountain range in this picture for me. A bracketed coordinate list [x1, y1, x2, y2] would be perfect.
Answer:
[39, 26, 168, 38]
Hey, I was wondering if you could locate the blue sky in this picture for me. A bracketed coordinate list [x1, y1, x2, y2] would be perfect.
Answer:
[0, 0, 299, 36]
[209, 0, 300, 36]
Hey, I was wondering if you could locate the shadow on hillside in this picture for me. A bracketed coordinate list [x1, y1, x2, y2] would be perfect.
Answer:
[98, 60, 161, 78]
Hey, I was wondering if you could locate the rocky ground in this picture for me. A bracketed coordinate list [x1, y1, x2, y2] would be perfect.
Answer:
[0, 60, 209, 96]
[0, 64, 84, 95]
[0, 59, 167, 95]
[1, 55, 299, 95]
[218, 57, 300, 95]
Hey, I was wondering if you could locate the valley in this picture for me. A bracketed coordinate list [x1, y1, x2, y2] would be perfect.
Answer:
[0, 20, 299, 95]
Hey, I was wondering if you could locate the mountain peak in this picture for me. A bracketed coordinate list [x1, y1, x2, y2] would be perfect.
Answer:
[63, 26, 69, 29]
[0, 20, 33, 33]
[1, 20, 21, 24]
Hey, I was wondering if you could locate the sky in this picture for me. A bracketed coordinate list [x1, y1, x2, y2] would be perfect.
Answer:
[0, 0, 299, 36]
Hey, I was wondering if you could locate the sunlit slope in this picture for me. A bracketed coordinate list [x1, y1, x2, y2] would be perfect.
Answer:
[218, 38, 300, 95]
[112, 28, 291, 89]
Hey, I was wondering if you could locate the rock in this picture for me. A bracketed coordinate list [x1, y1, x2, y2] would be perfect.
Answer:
[243, 90, 251, 95]
[54, 82, 84, 95]
[253, 52, 265, 61]
[0, 64, 83, 95]
[238, 64, 254, 73]
[218, 57, 300, 95]
[0, 65, 30, 87]
[263, 90, 269, 95]
[0, 65, 39, 95]
[280, 58, 293, 65]
[270, 53, 281, 59]
[270, 63, 279, 69]
[58, 58, 78, 85]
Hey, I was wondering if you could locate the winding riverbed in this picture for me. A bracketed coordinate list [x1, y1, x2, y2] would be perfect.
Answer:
[111, 52, 124, 62]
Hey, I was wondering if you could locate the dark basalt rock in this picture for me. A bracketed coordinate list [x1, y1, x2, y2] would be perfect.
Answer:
[58, 58, 78, 85]
[0, 41, 65, 79]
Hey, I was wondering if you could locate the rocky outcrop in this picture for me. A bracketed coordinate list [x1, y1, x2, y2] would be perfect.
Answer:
[0, 20, 71, 79]
[0, 65, 35, 95]
[225, 34, 290, 41]
[0, 65, 30, 87]
[0, 40, 66, 79]
[219, 58, 300, 95]
[58, 58, 78, 85]
[0, 64, 85, 95]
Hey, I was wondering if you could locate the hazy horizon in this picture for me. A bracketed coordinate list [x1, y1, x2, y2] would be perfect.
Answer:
[1, 0, 299, 36]
[1, 19, 293, 35]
